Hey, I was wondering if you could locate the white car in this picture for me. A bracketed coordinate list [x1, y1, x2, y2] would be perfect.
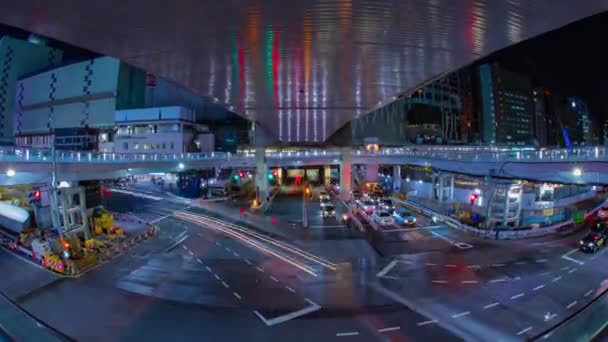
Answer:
[319, 191, 331, 201]
[372, 210, 395, 226]
[320, 197, 333, 208]
[359, 200, 376, 214]
[598, 206, 608, 219]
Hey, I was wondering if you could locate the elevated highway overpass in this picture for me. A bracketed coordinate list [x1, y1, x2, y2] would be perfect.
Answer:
[1, 146, 608, 186]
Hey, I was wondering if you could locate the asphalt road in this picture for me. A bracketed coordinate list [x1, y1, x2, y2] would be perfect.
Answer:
[2, 188, 608, 341]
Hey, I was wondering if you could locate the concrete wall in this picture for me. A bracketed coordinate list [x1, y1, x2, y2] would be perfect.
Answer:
[0, 37, 62, 144]
[15, 56, 120, 134]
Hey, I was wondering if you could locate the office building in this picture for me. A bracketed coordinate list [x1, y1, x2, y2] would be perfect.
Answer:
[568, 97, 591, 144]
[112, 106, 214, 154]
[13, 56, 248, 151]
[478, 63, 533, 146]
[0, 36, 63, 145]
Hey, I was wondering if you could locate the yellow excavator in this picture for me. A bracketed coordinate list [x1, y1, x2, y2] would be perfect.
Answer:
[91, 208, 124, 237]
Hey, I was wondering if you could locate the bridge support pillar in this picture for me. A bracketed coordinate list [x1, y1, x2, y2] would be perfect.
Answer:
[339, 148, 352, 200]
[365, 164, 379, 183]
[255, 148, 269, 203]
[392, 165, 402, 192]
[434, 172, 455, 202]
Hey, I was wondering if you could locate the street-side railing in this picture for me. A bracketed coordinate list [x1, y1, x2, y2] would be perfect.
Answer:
[1, 145, 608, 164]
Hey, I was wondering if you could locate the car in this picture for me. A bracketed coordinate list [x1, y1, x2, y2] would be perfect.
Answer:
[598, 205, 608, 219]
[352, 190, 363, 201]
[592, 222, 608, 235]
[319, 191, 331, 201]
[321, 205, 336, 218]
[380, 199, 395, 213]
[359, 199, 376, 214]
[393, 208, 416, 225]
[580, 232, 607, 253]
[372, 210, 395, 226]
[320, 197, 333, 207]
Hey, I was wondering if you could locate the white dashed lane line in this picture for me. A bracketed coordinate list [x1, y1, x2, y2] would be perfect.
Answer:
[566, 301, 577, 309]
[233, 292, 242, 300]
[196, 258, 203, 264]
[568, 268, 577, 274]
[585, 289, 594, 297]
[181, 245, 188, 250]
[426, 263, 437, 266]
[515, 261, 527, 265]
[417, 320, 438, 326]
[336, 332, 359, 337]
[444, 264, 457, 268]
[270, 276, 279, 283]
[431, 280, 448, 284]
[533, 285, 545, 291]
[535, 259, 548, 263]
[488, 278, 507, 284]
[491, 264, 505, 267]
[222, 281, 230, 289]
[467, 265, 480, 269]
[205, 266, 212, 272]
[285, 286, 296, 293]
[378, 326, 400, 333]
[461, 280, 478, 284]
[214, 274, 221, 281]
[256, 266, 265, 273]
[483, 302, 500, 309]
[552, 276, 562, 282]
[244, 259, 252, 265]
[511, 293, 525, 300]
[451, 311, 470, 318]
[517, 326, 533, 336]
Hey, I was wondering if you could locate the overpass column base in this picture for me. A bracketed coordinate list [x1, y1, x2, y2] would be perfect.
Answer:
[339, 148, 352, 200]
[255, 148, 269, 203]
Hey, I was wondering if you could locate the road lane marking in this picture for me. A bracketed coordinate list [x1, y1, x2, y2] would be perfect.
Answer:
[483, 302, 500, 309]
[461, 280, 478, 284]
[568, 268, 577, 274]
[245, 259, 252, 265]
[426, 263, 437, 266]
[517, 326, 533, 336]
[181, 245, 187, 250]
[254, 299, 321, 327]
[552, 276, 562, 282]
[515, 261, 527, 265]
[378, 326, 400, 333]
[205, 266, 212, 272]
[561, 248, 584, 265]
[215, 241, 221, 246]
[233, 252, 240, 257]
[188, 250, 194, 256]
[489, 278, 507, 284]
[285, 286, 296, 293]
[560, 266, 571, 271]
[256, 266, 265, 273]
[233, 292, 242, 300]
[540, 271, 552, 276]
[491, 264, 505, 267]
[270, 276, 279, 282]
[417, 320, 438, 326]
[444, 264, 457, 268]
[451, 311, 470, 318]
[567, 301, 577, 309]
[511, 293, 525, 300]
[535, 259, 548, 263]
[467, 265, 480, 269]
[430, 231, 473, 249]
[545, 313, 557, 321]
[377, 260, 399, 278]
[533, 285, 545, 291]
[196, 258, 203, 264]
[222, 281, 230, 289]
[585, 289, 594, 297]
[214, 274, 221, 280]
[225, 247, 232, 252]
[431, 280, 448, 284]
[336, 332, 359, 337]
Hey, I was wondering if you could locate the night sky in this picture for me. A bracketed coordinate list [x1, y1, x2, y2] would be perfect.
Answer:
[479, 11, 608, 127]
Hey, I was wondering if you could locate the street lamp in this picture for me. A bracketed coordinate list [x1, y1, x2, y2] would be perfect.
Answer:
[572, 167, 583, 177]
[178, 163, 185, 170]
[5, 169, 15, 177]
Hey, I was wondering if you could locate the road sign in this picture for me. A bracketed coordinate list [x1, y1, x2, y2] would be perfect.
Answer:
[573, 210, 585, 224]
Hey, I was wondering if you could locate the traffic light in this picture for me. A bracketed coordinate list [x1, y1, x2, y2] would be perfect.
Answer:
[238, 171, 244, 178]
[233, 174, 239, 181]
[267, 173, 274, 180]
[273, 170, 278, 177]
[305, 186, 311, 196]
[61, 240, 70, 259]
[470, 193, 478, 205]
[28, 190, 42, 205]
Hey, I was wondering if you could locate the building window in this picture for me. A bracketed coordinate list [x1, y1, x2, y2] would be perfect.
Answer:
[170, 142, 174, 150]
[123, 142, 128, 150]
[144, 144, 149, 150]
[134, 143, 139, 150]
[162, 142, 166, 149]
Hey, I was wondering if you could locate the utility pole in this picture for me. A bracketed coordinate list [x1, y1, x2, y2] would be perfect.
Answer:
[302, 185, 310, 228]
